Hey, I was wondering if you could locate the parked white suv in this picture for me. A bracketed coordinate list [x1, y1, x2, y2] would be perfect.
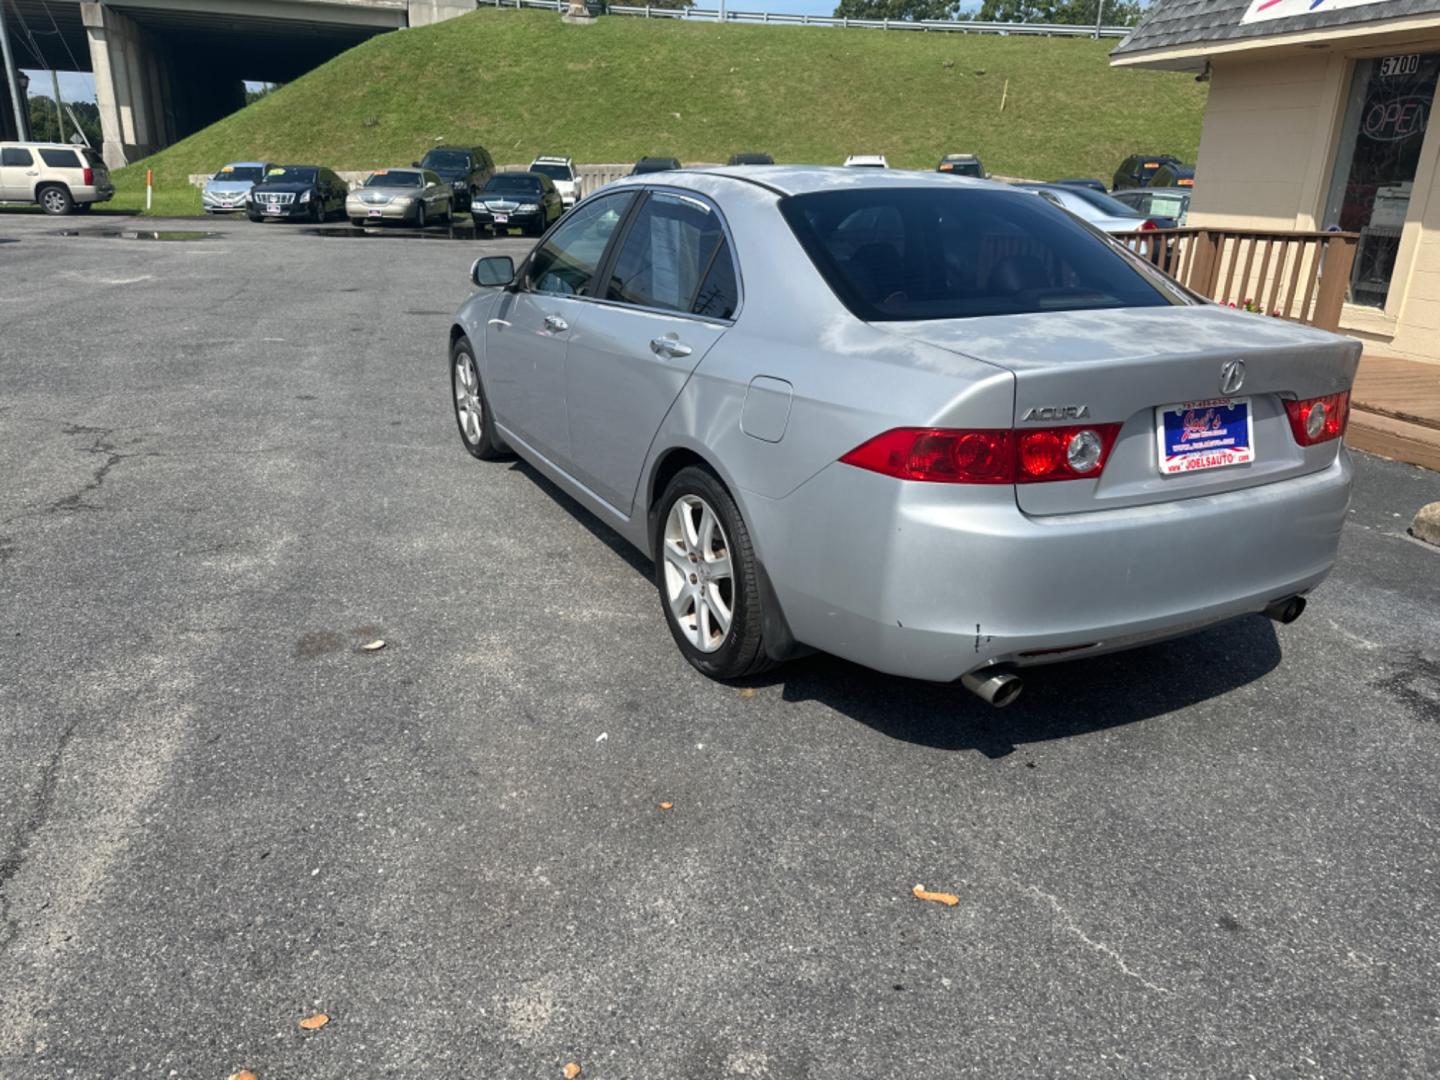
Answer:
[527, 155, 579, 208]
[0, 142, 114, 214]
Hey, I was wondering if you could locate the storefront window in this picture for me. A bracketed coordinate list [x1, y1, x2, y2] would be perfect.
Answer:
[1322, 53, 1439, 308]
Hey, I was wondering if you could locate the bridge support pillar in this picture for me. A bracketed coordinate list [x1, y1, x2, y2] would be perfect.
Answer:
[81, 2, 178, 168]
[408, 1, 477, 27]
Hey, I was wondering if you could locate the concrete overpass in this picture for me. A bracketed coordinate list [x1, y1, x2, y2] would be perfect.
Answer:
[3, 0, 475, 166]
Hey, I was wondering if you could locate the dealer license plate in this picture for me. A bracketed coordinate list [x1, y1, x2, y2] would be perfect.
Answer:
[494, 213, 509, 223]
[368, 209, 383, 218]
[266, 203, 282, 216]
[1156, 397, 1255, 475]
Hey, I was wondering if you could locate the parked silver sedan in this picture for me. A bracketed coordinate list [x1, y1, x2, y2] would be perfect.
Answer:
[447, 168, 1357, 706]
[347, 168, 452, 227]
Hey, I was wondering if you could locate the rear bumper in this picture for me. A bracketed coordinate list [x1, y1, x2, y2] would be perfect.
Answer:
[748, 452, 1352, 682]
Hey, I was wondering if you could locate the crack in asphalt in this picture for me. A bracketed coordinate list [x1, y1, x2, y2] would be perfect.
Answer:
[0, 719, 79, 957]
[50, 426, 126, 513]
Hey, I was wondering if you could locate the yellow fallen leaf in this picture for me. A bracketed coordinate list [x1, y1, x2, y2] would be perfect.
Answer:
[298, 1012, 330, 1031]
[659, 802, 673, 810]
[229, 1072, 258, 1080]
[738, 687, 756, 698]
[563, 1064, 582, 1079]
[912, 884, 959, 907]
[361, 639, 386, 652]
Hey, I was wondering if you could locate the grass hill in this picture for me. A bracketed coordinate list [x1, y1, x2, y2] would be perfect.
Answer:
[112, 8, 1206, 213]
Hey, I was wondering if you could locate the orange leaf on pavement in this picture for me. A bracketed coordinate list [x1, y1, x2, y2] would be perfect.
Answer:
[229, 1072, 258, 1080]
[298, 1013, 330, 1031]
[912, 884, 959, 907]
[659, 802, 673, 810]
[563, 1063, 582, 1078]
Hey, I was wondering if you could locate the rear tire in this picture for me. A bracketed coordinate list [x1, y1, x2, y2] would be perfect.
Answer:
[38, 185, 73, 215]
[653, 466, 772, 680]
[451, 337, 506, 461]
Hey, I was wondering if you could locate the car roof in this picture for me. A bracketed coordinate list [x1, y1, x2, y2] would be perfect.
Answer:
[531, 154, 571, 162]
[223, 161, 269, 168]
[611, 165, 994, 196]
[1122, 186, 1192, 195]
[490, 170, 542, 179]
[940, 153, 980, 160]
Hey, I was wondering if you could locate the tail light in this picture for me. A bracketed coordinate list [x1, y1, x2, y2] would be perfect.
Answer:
[840, 424, 1122, 484]
[1284, 390, 1350, 446]
[1138, 219, 1159, 232]
[82, 167, 94, 186]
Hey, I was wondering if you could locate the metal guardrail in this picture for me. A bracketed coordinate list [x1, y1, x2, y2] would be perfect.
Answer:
[483, 0, 1133, 37]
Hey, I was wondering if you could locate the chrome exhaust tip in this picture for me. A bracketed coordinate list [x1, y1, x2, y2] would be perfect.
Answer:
[961, 669, 1024, 708]
[1263, 596, 1307, 625]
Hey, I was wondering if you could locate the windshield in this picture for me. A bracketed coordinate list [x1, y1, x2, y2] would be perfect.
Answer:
[941, 160, 983, 177]
[216, 165, 265, 182]
[485, 175, 542, 194]
[529, 162, 573, 180]
[421, 150, 471, 170]
[263, 167, 316, 185]
[367, 170, 423, 188]
[779, 187, 1178, 322]
[1054, 186, 1146, 217]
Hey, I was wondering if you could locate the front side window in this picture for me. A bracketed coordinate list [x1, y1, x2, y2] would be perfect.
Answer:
[780, 187, 1182, 321]
[1322, 52, 1440, 308]
[526, 192, 635, 296]
[38, 148, 80, 168]
[1, 147, 33, 167]
[603, 193, 729, 314]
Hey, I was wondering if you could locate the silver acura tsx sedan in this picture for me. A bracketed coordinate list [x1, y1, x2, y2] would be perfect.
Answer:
[447, 167, 1357, 706]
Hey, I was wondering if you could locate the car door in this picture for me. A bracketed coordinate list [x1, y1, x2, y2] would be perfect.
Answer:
[0, 146, 36, 200]
[486, 190, 637, 467]
[564, 190, 737, 515]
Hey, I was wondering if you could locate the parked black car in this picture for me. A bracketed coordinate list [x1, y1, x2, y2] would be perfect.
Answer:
[727, 152, 773, 165]
[631, 156, 681, 175]
[247, 165, 347, 223]
[1112, 153, 1183, 191]
[470, 171, 564, 236]
[414, 145, 495, 213]
[1150, 162, 1195, 189]
[1054, 178, 1109, 194]
[936, 153, 986, 178]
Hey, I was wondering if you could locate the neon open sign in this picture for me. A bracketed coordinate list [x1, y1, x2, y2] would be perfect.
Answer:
[1362, 95, 1431, 142]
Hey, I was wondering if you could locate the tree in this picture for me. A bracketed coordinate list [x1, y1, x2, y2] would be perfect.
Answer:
[975, 0, 1144, 25]
[833, 0, 962, 21]
[26, 94, 101, 149]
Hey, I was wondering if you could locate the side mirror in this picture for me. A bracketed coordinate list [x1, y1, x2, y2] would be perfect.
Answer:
[471, 255, 515, 288]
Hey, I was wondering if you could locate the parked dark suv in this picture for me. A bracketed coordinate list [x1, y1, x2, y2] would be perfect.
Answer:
[631, 156, 681, 175]
[1112, 154, 1183, 191]
[415, 145, 495, 213]
[247, 165, 348, 223]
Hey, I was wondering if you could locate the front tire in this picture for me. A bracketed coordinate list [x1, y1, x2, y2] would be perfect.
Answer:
[415, 202, 427, 229]
[451, 337, 506, 460]
[38, 185, 73, 215]
[654, 467, 770, 680]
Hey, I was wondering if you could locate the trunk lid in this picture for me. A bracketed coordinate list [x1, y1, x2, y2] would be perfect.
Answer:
[882, 304, 1360, 516]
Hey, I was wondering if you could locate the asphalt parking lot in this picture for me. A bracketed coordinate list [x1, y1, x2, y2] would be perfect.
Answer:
[2, 210, 1440, 1079]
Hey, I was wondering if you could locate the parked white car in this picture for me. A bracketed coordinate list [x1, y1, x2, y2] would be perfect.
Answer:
[529, 155, 579, 207]
[843, 154, 889, 168]
[202, 161, 274, 214]
[0, 141, 113, 214]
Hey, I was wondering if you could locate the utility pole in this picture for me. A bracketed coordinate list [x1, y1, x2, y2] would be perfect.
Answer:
[49, 68, 67, 143]
[0, 0, 29, 141]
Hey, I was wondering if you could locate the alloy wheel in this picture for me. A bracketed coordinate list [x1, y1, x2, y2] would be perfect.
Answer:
[661, 494, 734, 653]
[454, 352, 483, 445]
[42, 189, 68, 214]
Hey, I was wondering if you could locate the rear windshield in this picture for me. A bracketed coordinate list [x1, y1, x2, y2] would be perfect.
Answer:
[485, 174, 542, 193]
[82, 149, 106, 169]
[529, 162, 573, 180]
[940, 160, 983, 177]
[38, 148, 81, 168]
[779, 187, 1181, 322]
[367, 170, 423, 188]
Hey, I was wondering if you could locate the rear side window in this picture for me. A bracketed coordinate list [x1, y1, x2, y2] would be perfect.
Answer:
[527, 192, 635, 296]
[38, 148, 81, 168]
[1, 147, 32, 167]
[604, 192, 728, 314]
[779, 187, 1181, 322]
[691, 241, 739, 320]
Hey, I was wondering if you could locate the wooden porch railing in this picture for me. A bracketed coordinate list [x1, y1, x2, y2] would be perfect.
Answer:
[1112, 227, 1360, 332]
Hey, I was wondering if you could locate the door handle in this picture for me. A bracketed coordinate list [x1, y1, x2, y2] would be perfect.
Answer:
[650, 337, 693, 358]
[543, 315, 569, 333]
